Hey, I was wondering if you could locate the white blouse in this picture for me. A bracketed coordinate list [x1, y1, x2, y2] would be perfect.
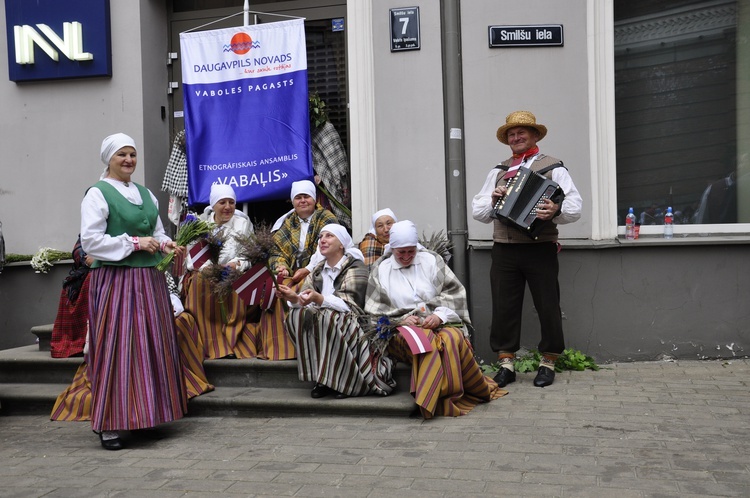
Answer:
[80, 179, 170, 262]
[376, 251, 460, 324]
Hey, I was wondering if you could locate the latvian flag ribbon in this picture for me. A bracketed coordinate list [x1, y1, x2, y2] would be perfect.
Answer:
[232, 263, 275, 308]
[396, 326, 434, 355]
[188, 240, 211, 269]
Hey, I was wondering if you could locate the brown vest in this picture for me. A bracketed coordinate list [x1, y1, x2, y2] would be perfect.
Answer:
[492, 154, 563, 244]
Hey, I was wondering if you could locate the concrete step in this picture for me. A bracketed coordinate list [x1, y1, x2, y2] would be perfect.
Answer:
[0, 346, 411, 389]
[0, 345, 82, 383]
[0, 383, 417, 418]
[0, 345, 417, 417]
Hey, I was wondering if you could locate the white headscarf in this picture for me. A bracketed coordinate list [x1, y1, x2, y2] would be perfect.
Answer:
[384, 220, 426, 256]
[272, 179, 317, 232]
[100, 133, 136, 165]
[320, 224, 364, 262]
[210, 183, 236, 208]
[388, 220, 419, 248]
[368, 208, 398, 235]
[290, 180, 316, 200]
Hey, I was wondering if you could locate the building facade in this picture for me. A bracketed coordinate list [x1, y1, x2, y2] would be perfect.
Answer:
[1, 0, 748, 361]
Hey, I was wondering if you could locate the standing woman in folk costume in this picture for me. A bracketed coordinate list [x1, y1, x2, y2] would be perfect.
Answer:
[181, 183, 257, 359]
[279, 224, 394, 399]
[253, 180, 337, 360]
[358, 208, 397, 271]
[365, 220, 504, 418]
[80, 133, 187, 450]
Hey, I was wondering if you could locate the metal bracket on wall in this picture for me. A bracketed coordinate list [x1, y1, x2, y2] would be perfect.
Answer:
[166, 52, 178, 66]
[167, 81, 179, 95]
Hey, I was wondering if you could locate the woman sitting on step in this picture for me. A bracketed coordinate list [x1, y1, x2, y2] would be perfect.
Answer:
[251, 180, 337, 361]
[279, 224, 395, 399]
[365, 220, 505, 418]
[181, 183, 257, 359]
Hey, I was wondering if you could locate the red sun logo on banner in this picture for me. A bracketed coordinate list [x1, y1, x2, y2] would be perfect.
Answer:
[230, 33, 253, 55]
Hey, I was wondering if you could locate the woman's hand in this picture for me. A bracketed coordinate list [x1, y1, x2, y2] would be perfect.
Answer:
[277, 284, 299, 304]
[421, 314, 443, 330]
[226, 261, 238, 271]
[298, 289, 323, 306]
[401, 315, 421, 327]
[275, 266, 290, 280]
[167, 241, 186, 258]
[84, 255, 95, 267]
[138, 236, 160, 254]
[291, 268, 310, 284]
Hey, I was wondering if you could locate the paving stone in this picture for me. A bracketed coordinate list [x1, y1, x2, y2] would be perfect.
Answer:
[2, 359, 750, 495]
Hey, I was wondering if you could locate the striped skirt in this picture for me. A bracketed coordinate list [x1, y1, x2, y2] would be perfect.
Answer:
[50, 310, 214, 422]
[181, 271, 259, 359]
[173, 311, 215, 398]
[387, 326, 505, 418]
[50, 362, 91, 421]
[50, 275, 90, 358]
[250, 277, 298, 361]
[87, 266, 187, 431]
[286, 307, 395, 396]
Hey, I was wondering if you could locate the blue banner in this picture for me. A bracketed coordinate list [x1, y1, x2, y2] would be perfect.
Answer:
[180, 19, 312, 205]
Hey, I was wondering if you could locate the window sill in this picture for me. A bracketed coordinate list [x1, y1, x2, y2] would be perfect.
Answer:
[468, 235, 750, 250]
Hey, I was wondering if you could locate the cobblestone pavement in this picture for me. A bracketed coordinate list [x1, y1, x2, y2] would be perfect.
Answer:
[1, 359, 749, 497]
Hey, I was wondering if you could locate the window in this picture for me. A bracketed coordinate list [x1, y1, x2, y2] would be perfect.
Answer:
[615, 0, 749, 229]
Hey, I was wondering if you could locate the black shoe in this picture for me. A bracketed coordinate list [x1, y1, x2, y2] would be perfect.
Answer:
[493, 368, 516, 387]
[533, 367, 555, 387]
[311, 383, 334, 399]
[99, 432, 124, 451]
[334, 392, 349, 399]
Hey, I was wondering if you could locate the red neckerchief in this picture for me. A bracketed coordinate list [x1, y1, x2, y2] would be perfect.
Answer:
[504, 146, 540, 179]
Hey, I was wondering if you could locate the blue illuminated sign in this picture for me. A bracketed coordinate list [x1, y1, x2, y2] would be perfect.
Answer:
[5, 0, 111, 82]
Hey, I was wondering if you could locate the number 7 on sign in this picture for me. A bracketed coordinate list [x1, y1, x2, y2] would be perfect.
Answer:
[398, 17, 409, 35]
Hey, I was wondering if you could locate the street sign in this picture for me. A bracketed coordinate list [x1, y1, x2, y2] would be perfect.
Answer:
[390, 7, 420, 52]
[489, 25, 564, 48]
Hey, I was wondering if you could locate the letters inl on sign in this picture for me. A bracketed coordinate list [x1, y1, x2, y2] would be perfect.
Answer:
[5, 0, 112, 82]
[14, 22, 93, 64]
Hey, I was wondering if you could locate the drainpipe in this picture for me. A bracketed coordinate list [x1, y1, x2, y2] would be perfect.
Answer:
[440, 1, 469, 291]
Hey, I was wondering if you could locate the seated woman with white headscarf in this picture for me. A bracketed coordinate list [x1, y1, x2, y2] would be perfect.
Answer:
[365, 220, 504, 418]
[254, 179, 337, 361]
[181, 183, 257, 359]
[358, 208, 397, 270]
[279, 224, 394, 399]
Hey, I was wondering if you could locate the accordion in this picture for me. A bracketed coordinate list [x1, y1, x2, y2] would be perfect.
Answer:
[492, 165, 565, 239]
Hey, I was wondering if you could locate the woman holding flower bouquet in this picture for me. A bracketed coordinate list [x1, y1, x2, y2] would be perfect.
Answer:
[254, 180, 337, 361]
[80, 133, 187, 450]
[365, 220, 504, 419]
[279, 224, 394, 399]
[181, 183, 258, 359]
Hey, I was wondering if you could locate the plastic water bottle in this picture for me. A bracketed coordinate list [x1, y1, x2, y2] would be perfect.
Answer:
[664, 207, 674, 239]
[625, 207, 636, 240]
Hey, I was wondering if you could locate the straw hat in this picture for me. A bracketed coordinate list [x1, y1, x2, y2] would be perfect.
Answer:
[496, 110, 547, 144]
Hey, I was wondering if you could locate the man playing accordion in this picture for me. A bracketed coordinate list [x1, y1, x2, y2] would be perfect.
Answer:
[472, 110, 582, 388]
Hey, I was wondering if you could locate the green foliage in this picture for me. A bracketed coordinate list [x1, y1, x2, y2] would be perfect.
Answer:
[308, 92, 328, 130]
[5, 253, 35, 263]
[555, 348, 600, 372]
[483, 348, 600, 374]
